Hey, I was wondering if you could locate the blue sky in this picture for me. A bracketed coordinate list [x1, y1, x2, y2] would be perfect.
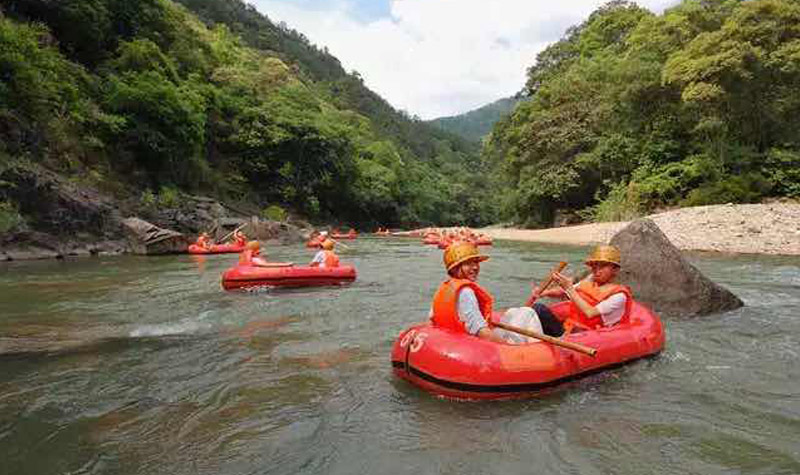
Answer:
[251, 0, 679, 119]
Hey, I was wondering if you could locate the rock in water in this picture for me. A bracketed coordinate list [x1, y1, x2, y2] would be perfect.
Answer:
[610, 218, 743, 318]
[122, 217, 189, 255]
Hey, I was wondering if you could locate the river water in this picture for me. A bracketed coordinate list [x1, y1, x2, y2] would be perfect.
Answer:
[1, 237, 798, 475]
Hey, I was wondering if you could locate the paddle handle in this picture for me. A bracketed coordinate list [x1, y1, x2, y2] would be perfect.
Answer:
[217, 223, 247, 244]
[526, 261, 568, 306]
[492, 321, 597, 357]
[329, 238, 351, 249]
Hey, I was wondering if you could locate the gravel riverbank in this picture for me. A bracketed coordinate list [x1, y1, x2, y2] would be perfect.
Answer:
[479, 203, 800, 256]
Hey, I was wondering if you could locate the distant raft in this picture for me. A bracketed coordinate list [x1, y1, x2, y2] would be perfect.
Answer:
[391, 300, 664, 400]
[222, 265, 357, 290]
[188, 243, 246, 254]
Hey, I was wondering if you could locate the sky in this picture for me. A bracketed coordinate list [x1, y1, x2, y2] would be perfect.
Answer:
[249, 0, 680, 120]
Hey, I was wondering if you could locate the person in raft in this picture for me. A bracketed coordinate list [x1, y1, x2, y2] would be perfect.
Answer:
[231, 229, 247, 246]
[309, 239, 340, 268]
[239, 240, 272, 267]
[195, 232, 213, 250]
[429, 241, 563, 344]
[531, 244, 632, 332]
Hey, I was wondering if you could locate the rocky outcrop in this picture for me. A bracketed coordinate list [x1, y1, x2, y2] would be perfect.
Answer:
[0, 164, 128, 260]
[0, 163, 314, 260]
[0, 164, 122, 237]
[611, 218, 744, 318]
[122, 218, 189, 255]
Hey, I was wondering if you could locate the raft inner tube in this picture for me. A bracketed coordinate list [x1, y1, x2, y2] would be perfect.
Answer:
[222, 265, 357, 289]
[188, 243, 246, 254]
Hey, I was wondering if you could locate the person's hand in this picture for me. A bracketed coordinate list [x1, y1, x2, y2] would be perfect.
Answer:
[530, 285, 542, 299]
[551, 272, 573, 290]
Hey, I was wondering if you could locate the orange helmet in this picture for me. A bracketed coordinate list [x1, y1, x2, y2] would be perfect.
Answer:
[443, 241, 488, 271]
[246, 240, 260, 251]
[321, 239, 335, 250]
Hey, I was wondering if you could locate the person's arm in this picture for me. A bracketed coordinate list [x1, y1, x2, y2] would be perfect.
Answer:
[476, 327, 509, 343]
[595, 293, 627, 326]
[552, 272, 601, 318]
[526, 285, 566, 306]
[309, 251, 324, 267]
[457, 289, 508, 344]
[251, 256, 270, 267]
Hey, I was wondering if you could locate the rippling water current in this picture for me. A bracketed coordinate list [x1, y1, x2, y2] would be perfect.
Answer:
[1, 237, 799, 475]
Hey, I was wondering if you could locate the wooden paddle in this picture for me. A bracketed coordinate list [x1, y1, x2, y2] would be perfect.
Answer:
[327, 237, 351, 250]
[525, 261, 568, 307]
[217, 223, 247, 244]
[492, 320, 597, 356]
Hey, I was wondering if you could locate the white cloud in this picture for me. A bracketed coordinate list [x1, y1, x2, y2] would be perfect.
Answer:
[250, 0, 679, 119]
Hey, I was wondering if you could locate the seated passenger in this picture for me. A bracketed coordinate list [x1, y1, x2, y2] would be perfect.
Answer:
[531, 244, 632, 332]
[196, 232, 212, 249]
[231, 229, 247, 247]
[239, 241, 271, 267]
[430, 242, 557, 344]
[309, 239, 340, 268]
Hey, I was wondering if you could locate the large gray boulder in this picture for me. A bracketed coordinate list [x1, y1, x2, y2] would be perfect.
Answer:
[122, 217, 189, 255]
[611, 218, 743, 318]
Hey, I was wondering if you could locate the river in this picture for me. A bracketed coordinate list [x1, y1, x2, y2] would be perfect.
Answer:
[1, 237, 799, 475]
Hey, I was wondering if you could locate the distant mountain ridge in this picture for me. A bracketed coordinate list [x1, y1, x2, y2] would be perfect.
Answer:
[428, 97, 523, 142]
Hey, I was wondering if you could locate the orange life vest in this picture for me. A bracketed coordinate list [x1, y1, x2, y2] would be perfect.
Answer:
[567, 280, 633, 330]
[322, 250, 339, 268]
[430, 279, 494, 333]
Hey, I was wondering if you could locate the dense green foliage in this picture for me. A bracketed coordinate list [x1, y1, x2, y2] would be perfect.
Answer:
[428, 97, 523, 142]
[485, 0, 800, 227]
[0, 0, 491, 228]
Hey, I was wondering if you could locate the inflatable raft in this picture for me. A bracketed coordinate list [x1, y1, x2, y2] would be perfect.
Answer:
[423, 235, 442, 245]
[188, 243, 245, 254]
[391, 300, 664, 400]
[222, 265, 357, 290]
[330, 232, 357, 240]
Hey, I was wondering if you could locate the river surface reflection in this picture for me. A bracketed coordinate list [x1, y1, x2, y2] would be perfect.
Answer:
[1, 237, 799, 475]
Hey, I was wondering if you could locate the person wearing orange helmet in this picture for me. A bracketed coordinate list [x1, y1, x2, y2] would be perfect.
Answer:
[532, 244, 632, 331]
[430, 241, 548, 344]
[231, 229, 247, 247]
[309, 239, 340, 268]
[195, 232, 212, 250]
[238, 240, 271, 267]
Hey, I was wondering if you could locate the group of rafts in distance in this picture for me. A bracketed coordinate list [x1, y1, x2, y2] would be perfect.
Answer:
[188, 227, 664, 400]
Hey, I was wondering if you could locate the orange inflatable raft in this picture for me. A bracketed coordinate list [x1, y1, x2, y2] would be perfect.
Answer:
[391, 300, 664, 400]
[188, 243, 246, 254]
[222, 265, 357, 290]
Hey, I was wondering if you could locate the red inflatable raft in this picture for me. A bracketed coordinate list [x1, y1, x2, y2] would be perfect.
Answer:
[391, 300, 664, 400]
[222, 265, 357, 290]
[188, 243, 246, 254]
[330, 232, 358, 240]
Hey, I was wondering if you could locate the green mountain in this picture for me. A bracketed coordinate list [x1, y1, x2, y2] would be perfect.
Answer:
[428, 97, 522, 142]
[0, 0, 495, 234]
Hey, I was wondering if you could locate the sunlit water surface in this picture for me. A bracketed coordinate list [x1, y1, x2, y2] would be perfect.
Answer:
[1, 238, 798, 475]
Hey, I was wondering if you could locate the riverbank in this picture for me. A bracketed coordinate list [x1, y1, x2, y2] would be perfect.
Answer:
[479, 203, 800, 256]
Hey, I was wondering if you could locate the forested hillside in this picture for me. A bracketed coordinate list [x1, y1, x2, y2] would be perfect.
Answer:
[0, 0, 492, 236]
[485, 0, 800, 227]
[429, 97, 522, 142]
